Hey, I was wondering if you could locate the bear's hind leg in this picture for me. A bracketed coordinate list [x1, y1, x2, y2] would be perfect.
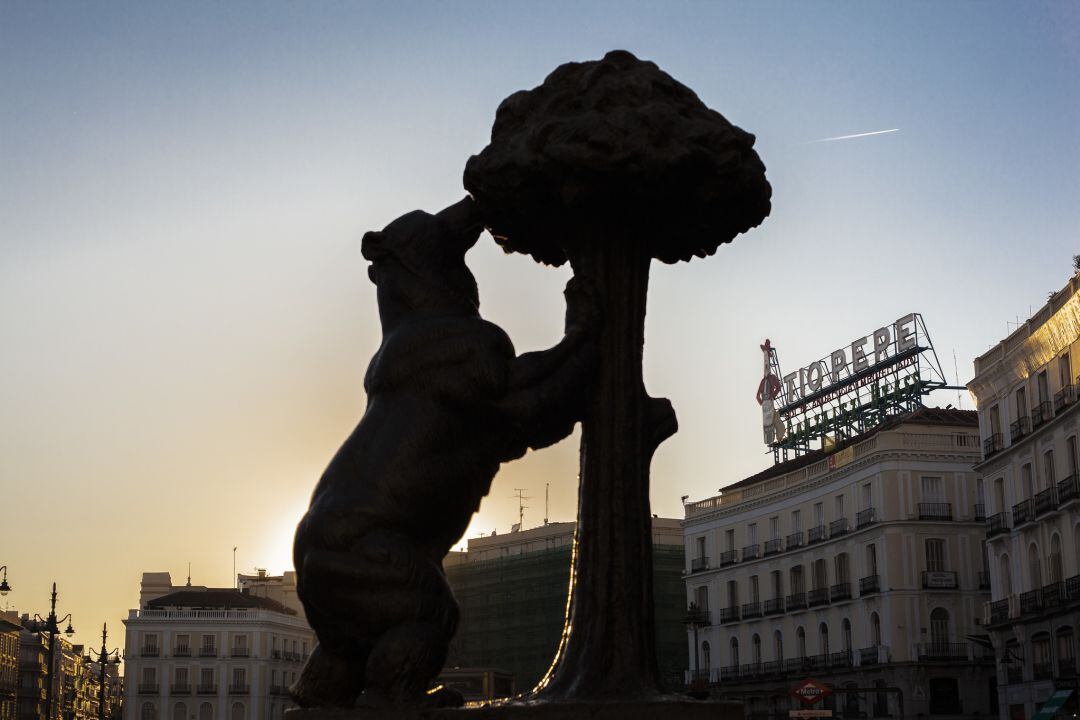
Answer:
[361, 620, 460, 707]
[290, 643, 367, 708]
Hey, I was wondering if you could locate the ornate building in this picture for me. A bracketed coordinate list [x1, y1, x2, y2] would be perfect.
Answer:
[0, 612, 19, 720]
[683, 408, 995, 719]
[971, 271, 1080, 719]
[121, 572, 313, 720]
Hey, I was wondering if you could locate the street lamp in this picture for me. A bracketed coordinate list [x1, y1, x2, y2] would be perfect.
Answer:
[26, 582, 75, 720]
[85, 623, 121, 720]
[0, 566, 11, 595]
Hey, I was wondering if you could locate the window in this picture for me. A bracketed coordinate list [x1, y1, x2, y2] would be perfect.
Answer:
[812, 558, 828, 589]
[200, 669, 215, 689]
[730, 638, 739, 667]
[1038, 371, 1050, 404]
[862, 483, 872, 509]
[725, 529, 735, 551]
[752, 634, 762, 664]
[142, 703, 157, 720]
[819, 623, 830, 655]
[926, 539, 946, 572]
[814, 503, 824, 527]
[1029, 542, 1043, 588]
[994, 477, 1006, 513]
[842, 618, 852, 651]
[1016, 386, 1028, 420]
[174, 668, 188, 686]
[770, 517, 780, 540]
[1033, 633, 1052, 670]
[835, 553, 850, 584]
[1061, 354, 1073, 390]
[750, 575, 760, 603]
[201, 634, 216, 653]
[727, 580, 739, 608]
[930, 607, 950, 647]
[989, 404, 1001, 436]
[790, 565, 804, 593]
[231, 668, 246, 689]
[143, 633, 159, 651]
[870, 613, 881, 646]
[175, 634, 189, 653]
[142, 667, 156, 685]
[1050, 534, 1064, 583]
[835, 495, 844, 519]
[792, 509, 802, 532]
[866, 544, 878, 576]
[172, 703, 186, 720]
[695, 536, 706, 559]
[694, 585, 709, 611]
[748, 523, 758, 544]
[771, 570, 783, 599]
[796, 627, 806, 657]
[1044, 450, 1056, 488]
[1068, 436, 1079, 477]
[774, 631, 784, 661]
[1000, 553, 1013, 596]
[1021, 464, 1034, 499]
[1059, 627, 1075, 664]
[231, 703, 245, 720]
[921, 476, 944, 504]
[701, 641, 711, 673]
[199, 703, 213, 720]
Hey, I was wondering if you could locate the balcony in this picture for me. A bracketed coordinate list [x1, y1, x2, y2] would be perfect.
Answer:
[974, 503, 986, 522]
[1068, 574, 1080, 600]
[719, 606, 740, 624]
[271, 650, 282, 660]
[720, 665, 739, 682]
[1059, 475, 1080, 506]
[922, 570, 958, 589]
[228, 685, 250, 695]
[196, 685, 217, 695]
[741, 601, 762, 619]
[1033, 661, 1054, 681]
[786, 592, 807, 611]
[718, 550, 737, 567]
[761, 660, 782, 676]
[1035, 486, 1059, 516]
[198, 647, 217, 658]
[171, 685, 191, 695]
[978, 571, 991, 590]
[690, 556, 710, 573]
[137, 684, 159, 695]
[1012, 498, 1035, 527]
[830, 582, 852, 601]
[983, 433, 1003, 458]
[856, 507, 877, 528]
[764, 538, 782, 556]
[829, 518, 849, 537]
[763, 598, 784, 616]
[1055, 384, 1077, 413]
[1032, 400, 1053, 429]
[786, 531, 804, 549]
[808, 588, 830, 607]
[918, 502, 952, 521]
[139, 647, 159, 657]
[987, 511, 1011, 538]
[230, 647, 250, 658]
[173, 646, 191, 657]
[742, 544, 760, 561]
[808, 525, 827, 544]
[1020, 589, 1043, 615]
[859, 646, 881, 666]
[918, 643, 968, 661]
[1042, 581, 1065, 609]
[684, 607, 711, 626]
[1010, 416, 1031, 443]
[829, 650, 853, 668]
[989, 599, 1011, 624]
[739, 662, 762, 679]
[859, 574, 880, 595]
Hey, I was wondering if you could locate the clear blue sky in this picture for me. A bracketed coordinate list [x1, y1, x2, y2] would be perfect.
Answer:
[1, 1, 1077, 645]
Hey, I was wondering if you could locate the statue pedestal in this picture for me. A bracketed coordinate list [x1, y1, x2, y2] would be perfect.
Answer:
[285, 700, 742, 720]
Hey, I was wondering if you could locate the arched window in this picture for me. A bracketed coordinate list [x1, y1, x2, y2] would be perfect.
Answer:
[819, 623, 830, 655]
[702, 641, 711, 673]
[774, 630, 784, 661]
[870, 612, 881, 646]
[172, 703, 186, 720]
[199, 703, 213, 720]
[141, 703, 157, 720]
[930, 607, 950, 648]
[1028, 542, 1042, 589]
[1050, 534, 1063, 583]
[752, 634, 762, 665]
[796, 627, 806, 658]
[730, 637, 740, 667]
[1058, 627, 1076, 673]
[230, 703, 244, 720]
[1000, 553, 1013, 596]
[842, 618, 852, 652]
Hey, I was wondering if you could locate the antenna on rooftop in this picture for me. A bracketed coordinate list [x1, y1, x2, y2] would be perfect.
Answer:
[512, 488, 531, 531]
[186, 562, 191, 587]
[952, 349, 963, 410]
[544, 483, 549, 525]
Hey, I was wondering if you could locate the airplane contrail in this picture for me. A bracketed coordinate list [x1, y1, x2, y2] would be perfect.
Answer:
[809, 128, 900, 143]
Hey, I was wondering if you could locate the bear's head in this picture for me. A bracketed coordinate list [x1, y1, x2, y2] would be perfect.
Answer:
[361, 196, 485, 326]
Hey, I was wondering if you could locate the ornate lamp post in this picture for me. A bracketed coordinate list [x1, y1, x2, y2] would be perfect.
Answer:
[84, 623, 121, 720]
[26, 583, 75, 720]
[0, 566, 11, 596]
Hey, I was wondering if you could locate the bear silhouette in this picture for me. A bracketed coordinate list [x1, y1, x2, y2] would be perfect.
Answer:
[291, 196, 596, 708]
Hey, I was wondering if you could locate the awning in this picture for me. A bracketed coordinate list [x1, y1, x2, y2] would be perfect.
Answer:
[1031, 689, 1074, 720]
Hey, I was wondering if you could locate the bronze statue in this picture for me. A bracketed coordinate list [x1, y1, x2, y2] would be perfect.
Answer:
[291, 197, 597, 708]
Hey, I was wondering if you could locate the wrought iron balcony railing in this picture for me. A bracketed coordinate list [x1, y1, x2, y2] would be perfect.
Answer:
[829, 650, 853, 667]
[983, 433, 1003, 458]
[690, 556, 709, 573]
[137, 684, 159, 694]
[1012, 498, 1035, 526]
[786, 531, 804, 549]
[785, 592, 807, 611]
[140, 647, 159, 657]
[719, 606, 740, 624]
[859, 574, 880, 595]
[921, 570, 958, 589]
[808, 525, 827, 544]
[856, 507, 877, 528]
[1056, 384, 1077, 413]
[741, 601, 762, 619]
[830, 582, 852, 601]
[718, 550, 737, 567]
[989, 598, 1010, 624]
[199, 647, 217, 657]
[987, 511, 1011, 537]
[763, 598, 784, 615]
[171, 685, 191, 695]
[918, 502, 952, 521]
[974, 503, 986, 522]
[229, 685, 250, 695]
[1032, 400, 1053, 428]
[684, 607, 711, 626]
[197, 685, 217, 695]
[1020, 589, 1043, 615]
[1059, 474, 1080, 505]
[1035, 486, 1059, 516]
[1033, 661, 1054, 680]
[829, 518, 849, 537]
[808, 587, 829, 607]
[1042, 581, 1065, 609]
[1059, 657, 1077, 678]
[918, 642, 968, 660]
[742, 543, 760, 561]
[173, 646, 190, 657]
[230, 648, 249, 658]
[1010, 416, 1031, 442]
[859, 646, 880, 666]
[764, 538, 782, 556]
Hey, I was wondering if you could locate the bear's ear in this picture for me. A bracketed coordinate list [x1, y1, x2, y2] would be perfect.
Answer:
[436, 196, 484, 251]
[361, 231, 386, 261]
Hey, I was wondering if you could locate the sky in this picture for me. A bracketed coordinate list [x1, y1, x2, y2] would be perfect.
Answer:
[1, 1, 1077, 650]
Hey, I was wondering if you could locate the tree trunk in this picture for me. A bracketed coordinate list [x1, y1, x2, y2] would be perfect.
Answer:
[534, 238, 677, 700]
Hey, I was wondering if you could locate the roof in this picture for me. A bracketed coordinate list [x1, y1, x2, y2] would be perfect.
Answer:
[146, 589, 295, 615]
[719, 406, 977, 494]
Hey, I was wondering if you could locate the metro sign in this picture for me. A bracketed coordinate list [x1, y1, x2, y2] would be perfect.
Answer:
[791, 679, 832, 706]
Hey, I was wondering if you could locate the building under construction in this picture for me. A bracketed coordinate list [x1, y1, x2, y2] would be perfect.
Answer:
[444, 517, 687, 693]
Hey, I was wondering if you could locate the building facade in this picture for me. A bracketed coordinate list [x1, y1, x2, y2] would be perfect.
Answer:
[971, 272, 1080, 720]
[121, 572, 313, 720]
[683, 408, 995, 719]
[0, 612, 19, 720]
[444, 518, 687, 692]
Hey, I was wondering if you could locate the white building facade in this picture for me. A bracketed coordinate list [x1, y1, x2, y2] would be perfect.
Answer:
[971, 272, 1080, 720]
[683, 409, 994, 719]
[122, 572, 313, 720]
